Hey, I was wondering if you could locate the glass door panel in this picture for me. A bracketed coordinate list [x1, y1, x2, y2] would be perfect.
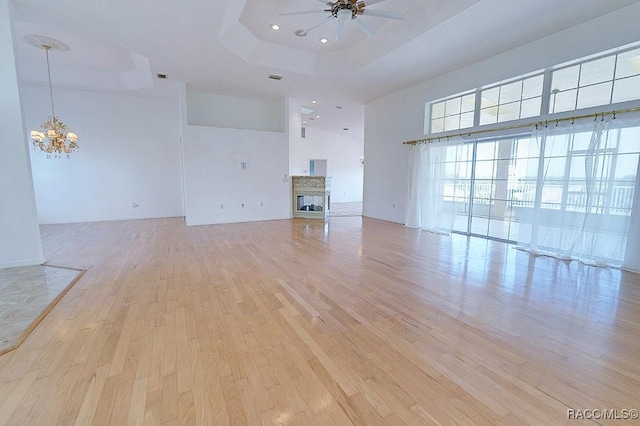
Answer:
[466, 137, 540, 241]
[443, 144, 473, 233]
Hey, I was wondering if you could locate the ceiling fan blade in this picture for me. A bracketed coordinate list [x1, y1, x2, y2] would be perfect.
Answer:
[361, 9, 405, 20]
[359, 0, 390, 6]
[280, 9, 328, 16]
[335, 20, 345, 42]
[353, 16, 375, 37]
[302, 16, 335, 35]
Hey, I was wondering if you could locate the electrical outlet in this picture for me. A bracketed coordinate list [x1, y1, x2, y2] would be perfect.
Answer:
[241, 203, 245, 208]
[393, 203, 396, 208]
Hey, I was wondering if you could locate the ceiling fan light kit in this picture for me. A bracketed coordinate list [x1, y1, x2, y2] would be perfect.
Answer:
[280, 0, 404, 42]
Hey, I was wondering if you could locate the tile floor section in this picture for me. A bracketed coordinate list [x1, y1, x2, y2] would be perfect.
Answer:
[0, 265, 82, 354]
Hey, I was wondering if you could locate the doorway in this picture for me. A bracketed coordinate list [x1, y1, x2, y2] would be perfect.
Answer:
[309, 159, 327, 176]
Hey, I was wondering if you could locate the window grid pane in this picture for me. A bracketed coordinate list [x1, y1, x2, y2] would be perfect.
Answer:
[431, 101, 445, 118]
[615, 48, 640, 79]
[579, 56, 615, 86]
[613, 75, 640, 103]
[521, 97, 541, 118]
[522, 75, 544, 99]
[576, 81, 614, 109]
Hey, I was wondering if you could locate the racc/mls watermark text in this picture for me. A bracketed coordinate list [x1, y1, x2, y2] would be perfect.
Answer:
[567, 409, 639, 420]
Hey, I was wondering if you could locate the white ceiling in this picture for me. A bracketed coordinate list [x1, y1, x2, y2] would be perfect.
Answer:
[10, 0, 640, 137]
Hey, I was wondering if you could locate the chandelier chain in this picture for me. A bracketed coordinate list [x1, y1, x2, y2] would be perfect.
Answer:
[45, 46, 55, 118]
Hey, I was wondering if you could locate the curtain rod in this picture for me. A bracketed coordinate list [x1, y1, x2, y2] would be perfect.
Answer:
[403, 106, 640, 146]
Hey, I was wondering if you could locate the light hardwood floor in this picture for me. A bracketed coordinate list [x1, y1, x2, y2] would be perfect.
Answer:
[0, 216, 639, 425]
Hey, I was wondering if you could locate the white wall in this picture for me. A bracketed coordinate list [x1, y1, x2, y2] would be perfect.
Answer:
[364, 3, 640, 223]
[22, 84, 184, 224]
[290, 126, 363, 203]
[0, 0, 44, 268]
[187, 92, 285, 132]
[182, 125, 290, 226]
[182, 90, 291, 226]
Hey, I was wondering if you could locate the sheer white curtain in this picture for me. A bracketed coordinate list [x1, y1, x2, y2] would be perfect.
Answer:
[517, 118, 640, 268]
[405, 144, 424, 228]
[406, 139, 468, 235]
[624, 167, 640, 273]
[405, 115, 640, 272]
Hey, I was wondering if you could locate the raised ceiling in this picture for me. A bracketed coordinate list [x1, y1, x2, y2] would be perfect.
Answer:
[10, 0, 640, 136]
[239, 0, 417, 54]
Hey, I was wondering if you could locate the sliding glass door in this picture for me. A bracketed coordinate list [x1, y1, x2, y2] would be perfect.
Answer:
[441, 126, 639, 262]
[408, 120, 639, 267]
[449, 137, 539, 243]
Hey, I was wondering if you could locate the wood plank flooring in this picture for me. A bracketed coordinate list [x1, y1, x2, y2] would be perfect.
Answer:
[0, 216, 639, 425]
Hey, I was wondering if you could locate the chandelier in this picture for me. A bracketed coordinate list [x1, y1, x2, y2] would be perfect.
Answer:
[25, 35, 78, 159]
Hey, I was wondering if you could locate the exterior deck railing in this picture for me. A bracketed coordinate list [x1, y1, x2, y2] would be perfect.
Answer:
[443, 180, 634, 216]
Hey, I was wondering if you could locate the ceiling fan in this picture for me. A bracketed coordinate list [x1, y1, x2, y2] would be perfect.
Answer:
[280, 0, 405, 42]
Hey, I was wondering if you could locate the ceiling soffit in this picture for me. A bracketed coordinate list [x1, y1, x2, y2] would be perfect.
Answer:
[15, 21, 153, 92]
[218, 0, 316, 75]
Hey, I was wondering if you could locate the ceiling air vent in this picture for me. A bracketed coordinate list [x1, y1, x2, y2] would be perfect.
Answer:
[269, 74, 283, 80]
[156, 73, 167, 79]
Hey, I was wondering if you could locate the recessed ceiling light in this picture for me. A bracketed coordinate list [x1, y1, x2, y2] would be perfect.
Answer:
[271, 24, 280, 31]
[295, 29, 308, 37]
[319, 38, 328, 44]
[343, 128, 349, 131]
[315, 115, 320, 119]
[311, 100, 317, 104]
[303, 121, 306, 124]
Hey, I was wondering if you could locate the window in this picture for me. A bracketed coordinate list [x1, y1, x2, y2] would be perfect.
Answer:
[429, 92, 475, 133]
[551, 57, 612, 112]
[479, 75, 543, 125]
[539, 127, 639, 217]
[427, 43, 640, 135]
[613, 47, 640, 103]
[409, 122, 640, 265]
[551, 47, 640, 113]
